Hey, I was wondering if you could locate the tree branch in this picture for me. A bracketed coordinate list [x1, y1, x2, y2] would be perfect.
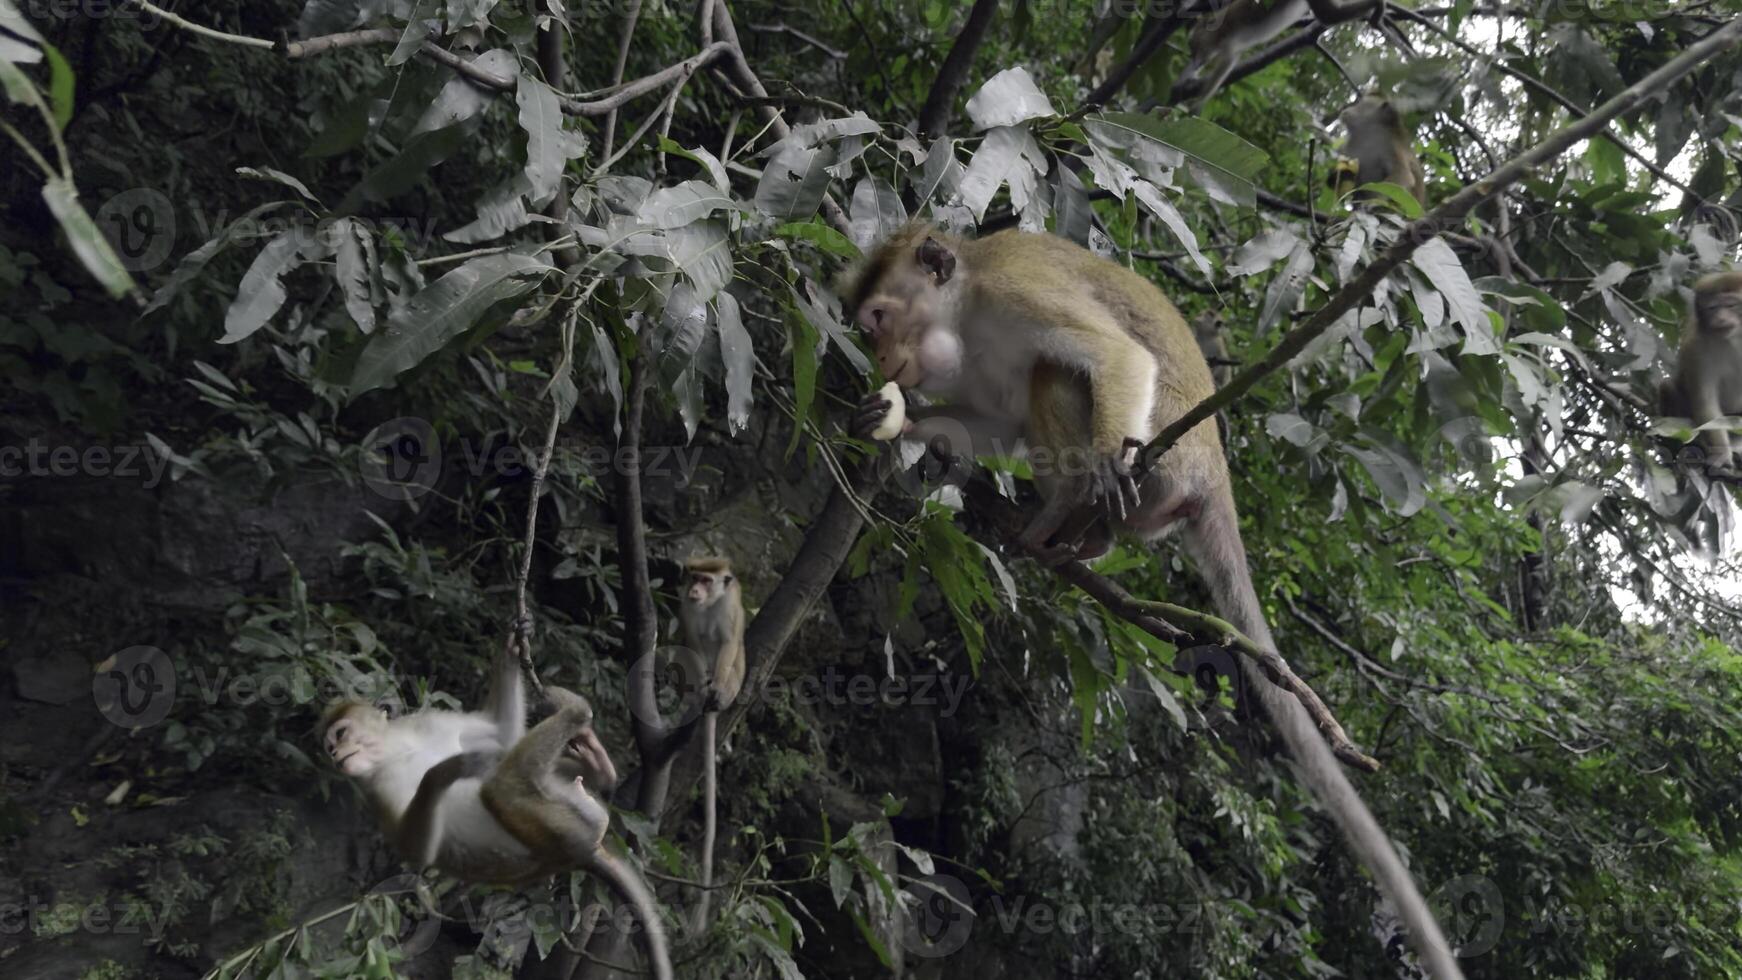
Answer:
[916, 0, 1001, 138]
[959, 482, 1379, 770]
[1394, 5, 1712, 206]
[1139, 18, 1742, 470]
[601, 0, 645, 163]
[1084, 12, 1184, 109]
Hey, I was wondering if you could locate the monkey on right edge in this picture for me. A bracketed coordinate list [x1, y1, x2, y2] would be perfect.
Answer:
[1661, 271, 1742, 471]
[1328, 95, 1428, 206]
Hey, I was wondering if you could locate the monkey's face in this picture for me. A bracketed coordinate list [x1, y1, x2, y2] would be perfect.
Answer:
[855, 237, 963, 390]
[324, 705, 387, 776]
[686, 570, 732, 606]
[1698, 288, 1742, 336]
[1341, 96, 1399, 133]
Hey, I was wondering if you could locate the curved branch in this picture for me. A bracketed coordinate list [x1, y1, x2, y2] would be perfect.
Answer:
[916, 0, 1001, 138]
[1139, 18, 1742, 469]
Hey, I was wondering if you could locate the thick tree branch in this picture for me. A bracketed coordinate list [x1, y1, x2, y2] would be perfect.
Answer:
[1139, 18, 1742, 469]
[1084, 13, 1184, 109]
[916, 0, 1001, 138]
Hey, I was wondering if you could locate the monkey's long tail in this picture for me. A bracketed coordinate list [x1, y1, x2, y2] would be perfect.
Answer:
[693, 712, 718, 935]
[597, 852, 674, 980]
[1183, 483, 1465, 980]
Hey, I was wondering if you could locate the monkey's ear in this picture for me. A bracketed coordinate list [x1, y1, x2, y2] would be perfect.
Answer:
[917, 237, 956, 284]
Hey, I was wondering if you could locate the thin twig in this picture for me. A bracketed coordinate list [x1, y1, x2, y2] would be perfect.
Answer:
[132, 0, 273, 48]
[601, 0, 645, 164]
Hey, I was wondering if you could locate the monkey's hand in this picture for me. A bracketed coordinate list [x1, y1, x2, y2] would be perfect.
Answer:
[852, 389, 910, 440]
[1086, 439, 1144, 523]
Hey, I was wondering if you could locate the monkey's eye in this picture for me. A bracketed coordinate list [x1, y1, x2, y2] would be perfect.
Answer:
[723, 574, 734, 584]
[330, 722, 350, 744]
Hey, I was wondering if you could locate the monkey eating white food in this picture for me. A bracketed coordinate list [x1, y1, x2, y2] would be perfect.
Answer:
[868, 381, 907, 440]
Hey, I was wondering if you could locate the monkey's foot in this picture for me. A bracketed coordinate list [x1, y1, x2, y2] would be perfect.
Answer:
[1087, 451, 1142, 523]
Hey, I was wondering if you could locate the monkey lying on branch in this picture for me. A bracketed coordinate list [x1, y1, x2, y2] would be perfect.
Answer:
[846, 224, 1462, 978]
[321, 643, 673, 980]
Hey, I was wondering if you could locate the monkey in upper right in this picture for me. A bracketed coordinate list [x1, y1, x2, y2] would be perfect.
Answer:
[1328, 95, 1428, 206]
[1661, 271, 1742, 471]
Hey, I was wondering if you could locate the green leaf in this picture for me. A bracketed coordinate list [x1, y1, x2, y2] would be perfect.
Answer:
[963, 66, 1056, 130]
[140, 202, 285, 318]
[785, 303, 820, 458]
[222, 227, 327, 343]
[235, 166, 318, 203]
[1087, 112, 1268, 204]
[41, 41, 72, 131]
[40, 178, 136, 299]
[657, 136, 731, 191]
[348, 253, 551, 395]
[774, 220, 860, 258]
[517, 75, 584, 203]
[637, 180, 738, 230]
[716, 292, 754, 435]
[1341, 180, 1425, 217]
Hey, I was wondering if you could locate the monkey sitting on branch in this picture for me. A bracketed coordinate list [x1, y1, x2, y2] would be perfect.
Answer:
[1328, 94, 1428, 206]
[320, 643, 673, 980]
[1661, 270, 1742, 472]
[678, 555, 746, 933]
[845, 223, 1462, 978]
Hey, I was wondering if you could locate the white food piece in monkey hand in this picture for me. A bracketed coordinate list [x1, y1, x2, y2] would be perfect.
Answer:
[871, 382, 906, 441]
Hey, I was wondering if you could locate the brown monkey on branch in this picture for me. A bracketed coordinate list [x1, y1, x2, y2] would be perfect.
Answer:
[321, 646, 673, 980]
[847, 224, 1462, 978]
[1661, 271, 1742, 471]
[1329, 95, 1428, 206]
[679, 556, 746, 932]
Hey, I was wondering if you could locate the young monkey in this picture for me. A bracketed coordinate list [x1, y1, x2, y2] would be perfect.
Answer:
[679, 556, 746, 932]
[1661, 271, 1742, 471]
[321, 646, 672, 980]
[1328, 95, 1428, 206]
[847, 224, 1462, 979]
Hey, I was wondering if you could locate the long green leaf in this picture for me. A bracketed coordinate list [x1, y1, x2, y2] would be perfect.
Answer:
[348, 253, 551, 395]
[41, 178, 135, 299]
